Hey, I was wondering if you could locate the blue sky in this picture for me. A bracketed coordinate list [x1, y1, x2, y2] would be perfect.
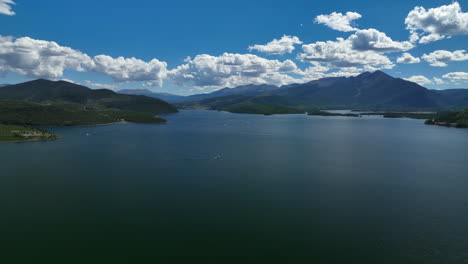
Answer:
[1, 0, 467, 94]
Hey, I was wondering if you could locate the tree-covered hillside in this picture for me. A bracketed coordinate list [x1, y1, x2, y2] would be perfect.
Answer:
[0, 79, 178, 114]
[426, 109, 468, 128]
[0, 100, 167, 126]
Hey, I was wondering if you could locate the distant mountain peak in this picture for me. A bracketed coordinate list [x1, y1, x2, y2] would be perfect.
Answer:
[26, 78, 51, 84]
[372, 70, 390, 76]
[22, 78, 76, 86]
[355, 70, 393, 81]
[357, 70, 390, 77]
[357, 71, 372, 78]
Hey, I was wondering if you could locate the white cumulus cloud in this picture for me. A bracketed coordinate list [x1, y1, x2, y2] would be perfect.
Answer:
[315, 11, 362, 32]
[0, 35, 91, 78]
[405, 2, 468, 43]
[297, 64, 383, 82]
[299, 38, 391, 68]
[421, 50, 468, 67]
[296, 63, 329, 82]
[404, 75, 432, 86]
[84, 80, 118, 89]
[60, 78, 77, 84]
[0, 0, 15, 16]
[299, 39, 391, 69]
[397, 53, 420, 64]
[349, 29, 414, 53]
[168, 53, 301, 88]
[442, 72, 468, 81]
[298, 28, 413, 71]
[433, 77, 445, 85]
[248, 35, 303, 55]
[86, 55, 168, 87]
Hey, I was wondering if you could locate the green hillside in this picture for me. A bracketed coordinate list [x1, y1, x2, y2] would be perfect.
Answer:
[0, 79, 178, 114]
[178, 95, 305, 115]
[0, 100, 167, 126]
[0, 79, 179, 131]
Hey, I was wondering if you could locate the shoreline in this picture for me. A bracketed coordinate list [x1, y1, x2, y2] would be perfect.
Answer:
[1, 119, 168, 143]
[71, 119, 167, 127]
[71, 120, 128, 127]
[0, 136, 61, 143]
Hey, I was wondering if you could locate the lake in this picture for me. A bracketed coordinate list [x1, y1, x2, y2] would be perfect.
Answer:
[1, 110, 468, 263]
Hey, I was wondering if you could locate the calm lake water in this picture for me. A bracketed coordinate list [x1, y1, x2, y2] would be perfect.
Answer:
[1, 110, 468, 263]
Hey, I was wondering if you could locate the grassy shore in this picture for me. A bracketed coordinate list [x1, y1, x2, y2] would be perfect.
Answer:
[0, 124, 58, 142]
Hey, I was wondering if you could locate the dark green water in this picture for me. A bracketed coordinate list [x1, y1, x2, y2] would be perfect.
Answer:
[1, 110, 468, 263]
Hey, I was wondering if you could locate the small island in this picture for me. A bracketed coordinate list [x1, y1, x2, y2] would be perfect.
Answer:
[0, 124, 58, 143]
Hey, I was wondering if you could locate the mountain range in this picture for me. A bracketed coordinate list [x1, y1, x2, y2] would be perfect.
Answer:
[1, 71, 467, 121]
[118, 84, 280, 103]
[120, 71, 468, 111]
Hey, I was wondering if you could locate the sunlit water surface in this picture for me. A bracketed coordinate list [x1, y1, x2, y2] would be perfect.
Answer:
[1, 110, 468, 263]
